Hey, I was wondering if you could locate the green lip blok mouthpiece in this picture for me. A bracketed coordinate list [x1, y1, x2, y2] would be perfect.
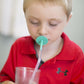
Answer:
[36, 36, 48, 50]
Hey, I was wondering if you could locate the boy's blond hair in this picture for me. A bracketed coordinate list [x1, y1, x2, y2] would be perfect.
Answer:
[23, 0, 72, 18]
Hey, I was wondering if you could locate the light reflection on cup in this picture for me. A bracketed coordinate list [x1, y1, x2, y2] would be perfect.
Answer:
[15, 67, 40, 84]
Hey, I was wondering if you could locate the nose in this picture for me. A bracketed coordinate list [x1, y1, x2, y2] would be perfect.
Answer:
[38, 24, 48, 36]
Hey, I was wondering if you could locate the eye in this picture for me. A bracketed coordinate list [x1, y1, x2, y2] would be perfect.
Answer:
[49, 23, 58, 26]
[49, 21, 58, 27]
[31, 21, 39, 25]
[29, 19, 40, 26]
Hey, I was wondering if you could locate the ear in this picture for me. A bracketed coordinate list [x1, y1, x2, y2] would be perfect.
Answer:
[67, 13, 72, 22]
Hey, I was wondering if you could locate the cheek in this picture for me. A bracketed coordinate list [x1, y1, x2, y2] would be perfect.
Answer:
[27, 24, 38, 36]
[48, 26, 65, 38]
[28, 27, 36, 34]
[55, 23, 66, 32]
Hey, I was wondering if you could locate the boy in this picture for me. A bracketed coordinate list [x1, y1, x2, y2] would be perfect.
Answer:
[0, 0, 84, 84]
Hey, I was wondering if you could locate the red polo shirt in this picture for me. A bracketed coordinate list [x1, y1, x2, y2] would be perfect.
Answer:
[0, 33, 84, 84]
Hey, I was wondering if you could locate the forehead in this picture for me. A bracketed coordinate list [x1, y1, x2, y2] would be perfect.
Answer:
[24, 0, 66, 7]
[25, 3, 67, 20]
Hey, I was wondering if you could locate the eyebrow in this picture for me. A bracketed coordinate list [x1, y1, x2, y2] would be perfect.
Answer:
[28, 15, 63, 22]
[49, 18, 64, 22]
[27, 16, 39, 20]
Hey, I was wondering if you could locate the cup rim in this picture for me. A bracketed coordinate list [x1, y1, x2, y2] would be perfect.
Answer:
[16, 67, 40, 72]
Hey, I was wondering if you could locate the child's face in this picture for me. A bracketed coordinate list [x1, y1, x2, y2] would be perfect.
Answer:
[25, 3, 69, 45]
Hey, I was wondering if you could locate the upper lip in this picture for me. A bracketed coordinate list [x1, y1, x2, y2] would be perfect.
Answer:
[36, 35, 49, 40]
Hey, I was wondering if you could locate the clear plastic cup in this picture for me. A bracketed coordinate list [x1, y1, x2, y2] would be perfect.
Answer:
[15, 67, 40, 84]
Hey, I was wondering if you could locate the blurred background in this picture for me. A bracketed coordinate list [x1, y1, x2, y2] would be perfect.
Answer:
[0, 0, 84, 71]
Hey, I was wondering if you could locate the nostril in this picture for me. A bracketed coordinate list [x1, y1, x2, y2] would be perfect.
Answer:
[38, 29, 47, 36]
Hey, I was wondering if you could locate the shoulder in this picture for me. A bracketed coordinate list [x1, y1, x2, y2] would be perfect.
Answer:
[62, 33, 83, 60]
[15, 36, 32, 44]
[11, 36, 34, 50]
[69, 40, 83, 57]
[13, 36, 33, 45]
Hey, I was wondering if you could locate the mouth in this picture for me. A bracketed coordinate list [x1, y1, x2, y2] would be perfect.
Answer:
[36, 36, 48, 45]
[36, 35, 48, 38]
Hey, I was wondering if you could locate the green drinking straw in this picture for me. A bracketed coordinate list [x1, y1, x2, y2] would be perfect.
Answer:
[30, 36, 48, 83]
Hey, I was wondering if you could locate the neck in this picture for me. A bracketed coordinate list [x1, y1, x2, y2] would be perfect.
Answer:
[34, 37, 64, 62]
[36, 37, 63, 50]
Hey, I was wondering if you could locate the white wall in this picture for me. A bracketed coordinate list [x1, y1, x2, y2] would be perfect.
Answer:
[0, 0, 29, 37]
[0, 0, 13, 35]
[12, 0, 29, 37]
[64, 0, 84, 51]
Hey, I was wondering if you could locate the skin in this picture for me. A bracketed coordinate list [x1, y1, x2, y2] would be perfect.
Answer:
[26, 3, 67, 43]
[1, 2, 71, 84]
[1, 80, 36, 84]
[1, 81, 15, 84]
[25, 2, 71, 62]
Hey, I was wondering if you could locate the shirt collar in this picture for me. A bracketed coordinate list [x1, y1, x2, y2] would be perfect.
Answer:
[56, 33, 75, 61]
[46, 33, 75, 64]
[21, 33, 75, 61]
[21, 36, 36, 55]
